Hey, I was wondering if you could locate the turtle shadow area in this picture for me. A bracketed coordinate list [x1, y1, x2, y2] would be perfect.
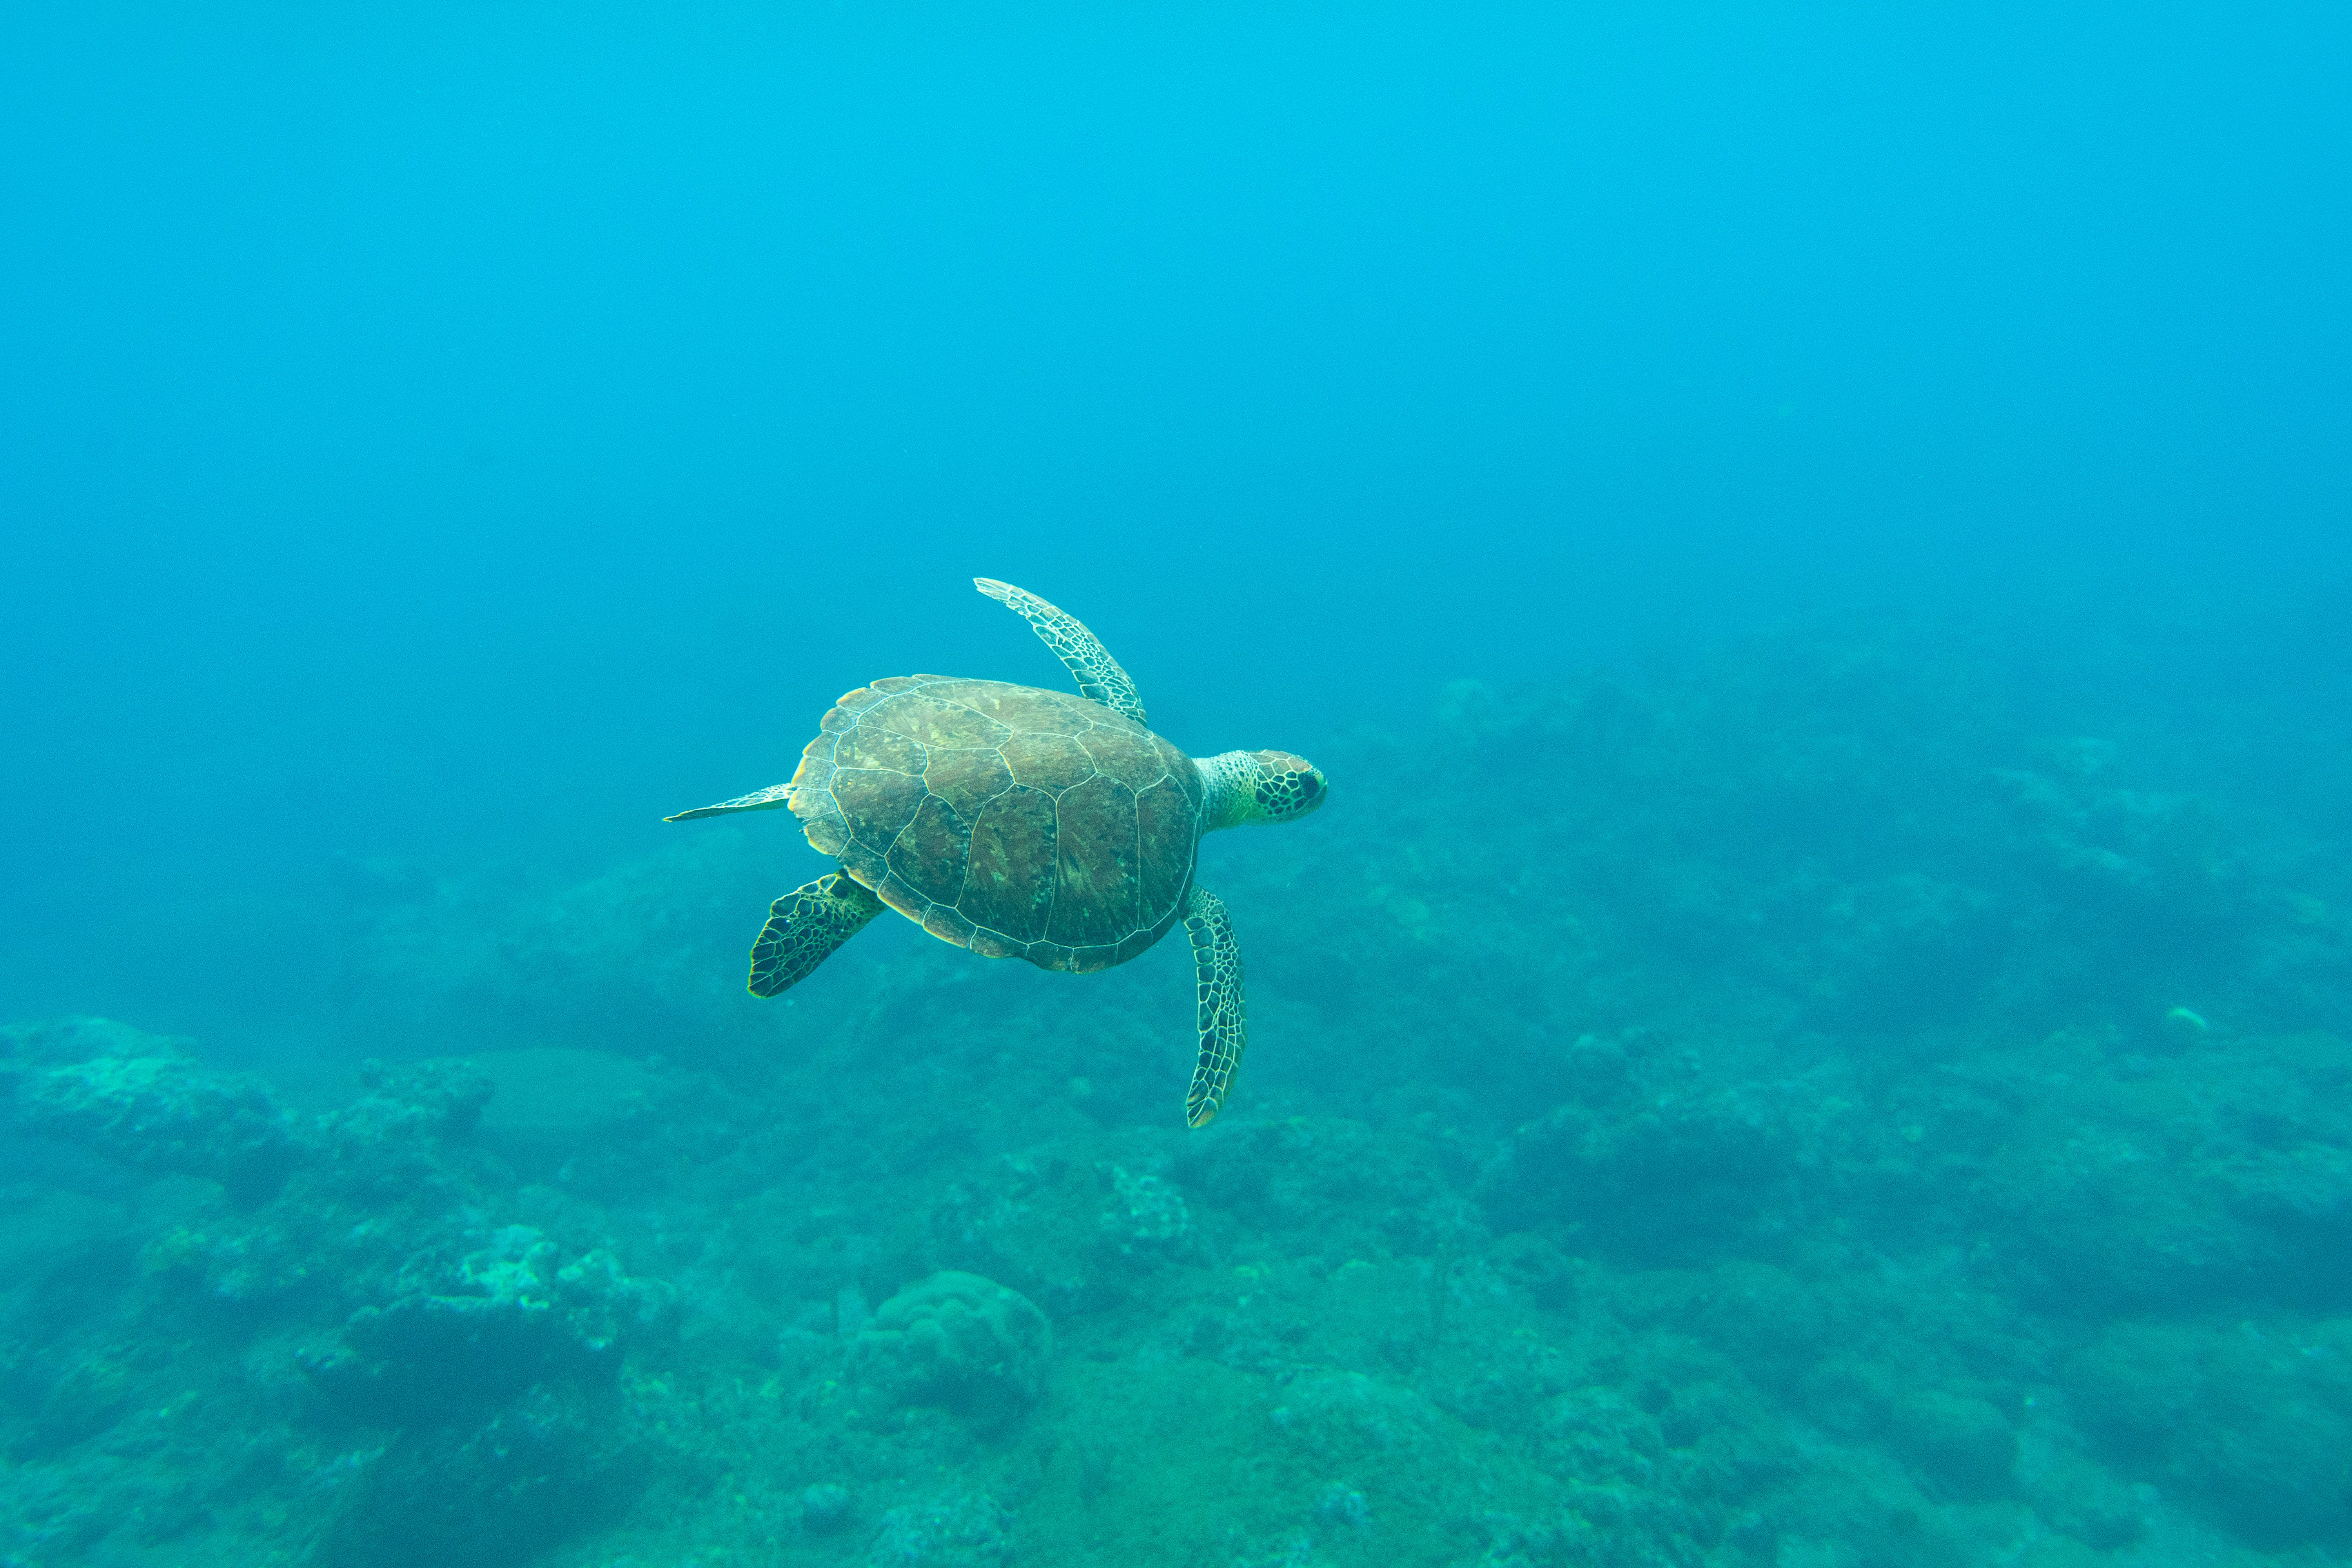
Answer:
[5, 608, 2352, 1568]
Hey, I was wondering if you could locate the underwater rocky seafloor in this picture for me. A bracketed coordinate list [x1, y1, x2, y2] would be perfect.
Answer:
[4, 613, 2350, 1568]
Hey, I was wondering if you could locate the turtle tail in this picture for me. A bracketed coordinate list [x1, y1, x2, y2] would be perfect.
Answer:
[749, 871, 884, 996]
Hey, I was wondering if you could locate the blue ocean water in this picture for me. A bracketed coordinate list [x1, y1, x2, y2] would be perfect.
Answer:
[3, 5, 2350, 1564]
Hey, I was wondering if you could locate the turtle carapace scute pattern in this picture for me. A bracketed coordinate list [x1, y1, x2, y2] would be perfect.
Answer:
[788, 675, 1204, 974]
[666, 579, 1328, 1127]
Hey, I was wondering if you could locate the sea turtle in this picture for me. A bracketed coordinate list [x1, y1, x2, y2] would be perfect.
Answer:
[666, 578, 1329, 1126]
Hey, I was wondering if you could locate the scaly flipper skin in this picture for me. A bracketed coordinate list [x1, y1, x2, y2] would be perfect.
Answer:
[749, 871, 885, 997]
[973, 578, 1147, 726]
[665, 782, 795, 822]
[1182, 886, 1246, 1128]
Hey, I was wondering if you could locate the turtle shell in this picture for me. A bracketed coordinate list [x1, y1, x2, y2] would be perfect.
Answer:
[787, 675, 1205, 973]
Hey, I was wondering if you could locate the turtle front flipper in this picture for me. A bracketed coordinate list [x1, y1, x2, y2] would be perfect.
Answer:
[664, 781, 795, 822]
[1181, 886, 1247, 1128]
[973, 578, 1147, 726]
[748, 871, 884, 996]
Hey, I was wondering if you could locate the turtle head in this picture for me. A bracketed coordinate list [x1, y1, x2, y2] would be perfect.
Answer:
[1198, 750, 1329, 831]
[1247, 751, 1329, 824]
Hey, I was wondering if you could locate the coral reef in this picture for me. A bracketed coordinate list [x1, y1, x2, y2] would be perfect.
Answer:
[0, 1018, 673, 1566]
[3, 613, 2349, 1565]
[855, 1271, 1052, 1430]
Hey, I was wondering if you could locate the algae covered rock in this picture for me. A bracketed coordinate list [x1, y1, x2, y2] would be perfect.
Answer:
[306, 1223, 674, 1425]
[1972, 1029, 2352, 1310]
[339, 1056, 494, 1143]
[867, 1491, 1011, 1566]
[1173, 1114, 1456, 1257]
[298, 1221, 671, 1568]
[1269, 1367, 1445, 1465]
[136, 1055, 512, 1311]
[322, 1381, 640, 1568]
[2064, 1316, 2352, 1547]
[926, 1148, 1195, 1316]
[855, 1271, 1050, 1428]
[798, 1480, 855, 1534]
[1885, 1388, 2018, 1499]
[1478, 1073, 1804, 1262]
[3, 1016, 302, 1200]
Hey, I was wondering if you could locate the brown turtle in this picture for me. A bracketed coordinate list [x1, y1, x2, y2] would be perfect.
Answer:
[666, 578, 1329, 1126]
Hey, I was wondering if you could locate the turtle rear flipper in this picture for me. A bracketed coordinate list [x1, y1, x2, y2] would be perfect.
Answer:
[749, 872, 884, 996]
[1182, 887, 1247, 1128]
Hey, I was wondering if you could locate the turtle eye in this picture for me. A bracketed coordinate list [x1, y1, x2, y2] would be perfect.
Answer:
[1299, 775, 1321, 797]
